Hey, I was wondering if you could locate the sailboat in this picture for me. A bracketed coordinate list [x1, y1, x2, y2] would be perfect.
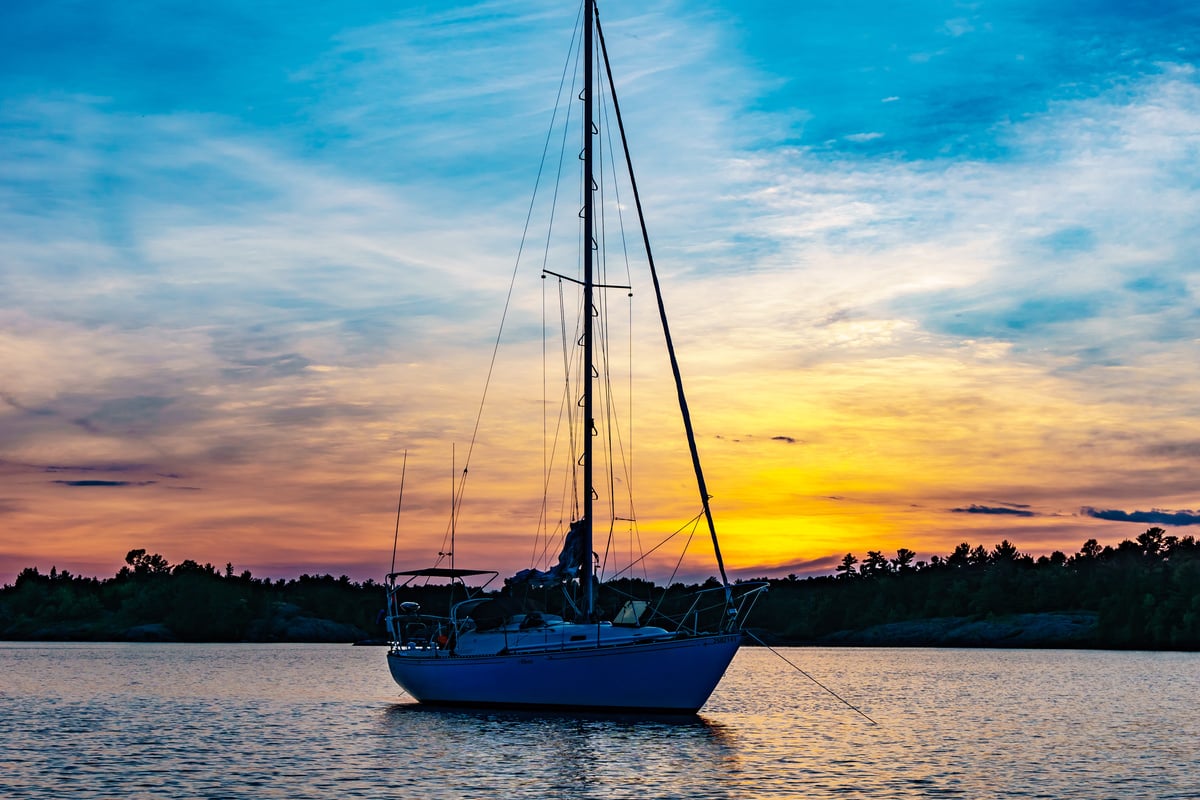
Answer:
[383, 0, 766, 714]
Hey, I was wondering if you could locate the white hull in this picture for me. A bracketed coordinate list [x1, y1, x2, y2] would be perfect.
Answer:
[387, 633, 741, 713]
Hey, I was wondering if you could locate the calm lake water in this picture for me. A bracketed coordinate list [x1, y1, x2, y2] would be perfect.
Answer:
[2, 643, 1197, 799]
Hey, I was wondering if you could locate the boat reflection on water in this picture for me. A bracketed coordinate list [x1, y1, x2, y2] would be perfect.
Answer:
[379, 703, 741, 796]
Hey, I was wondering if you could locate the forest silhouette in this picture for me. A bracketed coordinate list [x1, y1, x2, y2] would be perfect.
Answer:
[2, 528, 1196, 649]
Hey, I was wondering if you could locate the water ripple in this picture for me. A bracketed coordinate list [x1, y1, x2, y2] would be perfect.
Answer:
[1, 644, 1197, 798]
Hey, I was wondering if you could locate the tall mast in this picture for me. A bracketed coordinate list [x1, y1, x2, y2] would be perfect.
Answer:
[580, 0, 596, 621]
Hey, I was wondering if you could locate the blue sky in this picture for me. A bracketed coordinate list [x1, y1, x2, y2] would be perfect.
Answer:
[2, 0, 1199, 582]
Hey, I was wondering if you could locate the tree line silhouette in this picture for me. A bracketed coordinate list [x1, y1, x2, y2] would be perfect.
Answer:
[1, 528, 1196, 648]
[747, 528, 1199, 649]
[0, 549, 410, 643]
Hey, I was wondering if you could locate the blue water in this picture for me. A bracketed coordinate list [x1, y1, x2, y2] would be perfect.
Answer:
[1, 643, 1197, 798]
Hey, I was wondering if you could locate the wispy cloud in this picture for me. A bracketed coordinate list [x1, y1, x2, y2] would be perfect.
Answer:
[952, 504, 1036, 517]
[1081, 507, 1200, 526]
[52, 480, 157, 488]
[2, 0, 1199, 582]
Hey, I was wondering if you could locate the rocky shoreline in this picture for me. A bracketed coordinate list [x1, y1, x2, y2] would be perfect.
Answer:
[5, 602, 371, 644]
[813, 611, 1100, 648]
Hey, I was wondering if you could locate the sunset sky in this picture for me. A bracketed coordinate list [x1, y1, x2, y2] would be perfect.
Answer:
[2, 0, 1198, 586]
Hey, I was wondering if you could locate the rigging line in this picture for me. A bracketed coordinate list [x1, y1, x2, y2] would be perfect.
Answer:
[591, 298, 641, 581]
[607, 511, 703, 581]
[629, 291, 645, 582]
[536, 47, 581, 568]
[593, 105, 621, 554]
[533, 281, 575, 570]
[531, 277, 579, 570]
[595, 7, 731, 592]
[663, 514, 700, 591]
[597, 55, 635, 287]
[646, 515, 701, 623]
[433, 445, 459, 572]
[540, 24, 582, 278]
[389, 450, 408, 576]
[559, 277, 581, 521]
[538, 306, 582, 572]
[600, 71, 639, 576]
[536, 280, 578, 567]
[536, 294, 577, 567]
[592, 95, 638, 583]
[745, 630, 879, 726]
[451, 2, 583, 534]
[536, 520, 565, 571]
[596, 63, 639, 549]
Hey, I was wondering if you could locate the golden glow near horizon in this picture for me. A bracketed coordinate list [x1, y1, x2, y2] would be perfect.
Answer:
[3, 2, 1199, 584]
[6, 312, 1192, 583]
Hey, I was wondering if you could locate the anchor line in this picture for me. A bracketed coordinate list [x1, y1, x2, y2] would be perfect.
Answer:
[745, 630, 878, 726]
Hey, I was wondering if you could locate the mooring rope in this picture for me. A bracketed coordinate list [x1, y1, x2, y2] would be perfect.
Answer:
[744, 630, 879, 725]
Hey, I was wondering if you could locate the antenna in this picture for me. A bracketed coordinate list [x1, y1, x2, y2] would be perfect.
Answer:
[389, 450, 408, 576]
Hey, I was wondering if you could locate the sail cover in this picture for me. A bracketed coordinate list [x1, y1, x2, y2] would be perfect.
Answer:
[506, 519, 588, 588]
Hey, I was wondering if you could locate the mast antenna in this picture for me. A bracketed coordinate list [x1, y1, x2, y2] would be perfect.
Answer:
[389, 450, 408, 576]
